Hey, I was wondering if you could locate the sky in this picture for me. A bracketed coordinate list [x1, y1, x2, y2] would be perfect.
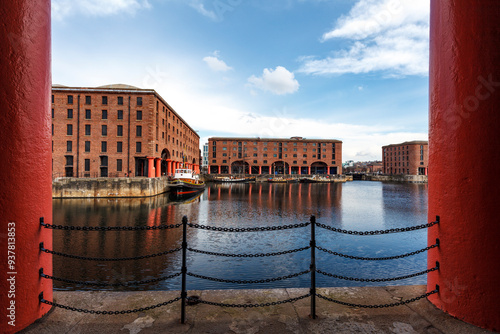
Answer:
[51, 0, 430, 162]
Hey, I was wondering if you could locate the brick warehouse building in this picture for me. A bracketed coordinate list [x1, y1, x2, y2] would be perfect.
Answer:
[382, 141, 428, 175]
[208, 137, 342, 175]
[51, 84, 200, 178]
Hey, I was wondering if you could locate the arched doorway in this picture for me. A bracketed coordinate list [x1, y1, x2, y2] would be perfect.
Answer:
[231, 161, 249, 174]
[161, 149, 171, 175]
[271, 161, 289, 175]
[311, 161, 328, 174]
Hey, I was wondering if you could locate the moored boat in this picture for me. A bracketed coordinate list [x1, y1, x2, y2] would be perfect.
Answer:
[169, 169, 205, 196]
[268, 177, 298, 183]
[212, 176, 256, 183]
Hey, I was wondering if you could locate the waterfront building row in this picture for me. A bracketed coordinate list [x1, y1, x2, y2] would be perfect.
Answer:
[208, 137, 343, 175]
[382, 141, 428, 175]
[51, 84, 200, 178]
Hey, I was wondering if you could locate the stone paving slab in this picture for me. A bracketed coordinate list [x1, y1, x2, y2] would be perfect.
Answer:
[20, 286, 493, 334]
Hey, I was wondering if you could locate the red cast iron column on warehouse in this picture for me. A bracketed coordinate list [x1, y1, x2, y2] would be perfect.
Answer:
[428, 0, 500, 331]
[0, 0, 52, 333]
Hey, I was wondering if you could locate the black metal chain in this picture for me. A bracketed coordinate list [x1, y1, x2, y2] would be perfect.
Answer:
[315, 220, 438, 235]
[187, 246, 310, 258]
[188, 293, 310, 308]
[316, 243, 438, 261]
[40, 270, 181, 287]
[316, 266, 438, 282]
[40, 221, 182, 231]
[187, 222, 310, 232]
[187, 270, 311, 284]
[40, 245, 181, 261]
[316, 289, 438, 308]
[40, 295, 181, 315]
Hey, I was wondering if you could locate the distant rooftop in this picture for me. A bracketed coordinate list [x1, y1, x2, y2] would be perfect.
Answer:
[96, 84, 141, 90]
[382, 140, 428, 147]
[209, 136, 342, 143]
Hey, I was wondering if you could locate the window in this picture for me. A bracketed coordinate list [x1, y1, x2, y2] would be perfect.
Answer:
[102, 96, 108, 105]
[136, 126, 142, 137]
[85, 109, 91, 119]
[51, 95, 54, 103]
[293, 161, 297, 164]
[68, 95, 73, 104]
[84, 159, 90, 171]
[222, 160, 227, 163]
[117, 159, 123, 172]
[263, 160, 267, 164]
[156, 144, 158, 152]
[136, 142, 142, 153]
[84, 141, 90, 152]
[273, 154, 277, 157]
[100, 156, 108, 166]
[67, 141, 72, 152]
[303, 154, 307, 158]
[117, 96, 123, 105]
[137, 110, 142, 120]
[67, 124, 73, 135]
[67, 109, 73, 119]
[253, 160, 258, 163]
[85, 125, 91, 135]
[303, 161, 308, 164]
[117, 110, 123, 120]
[293, 154, 297, 158]
[101, 125, 107, 136]
[253, 153, 257, 157]
[65, 156, 73, 166]
[137, 97, 142, 106]
[263, 153, 268, 157]
[117, 141, 123, 153]
[52, 108, 54, 118]
[101, 141, 107, 152]
[85, 96, 91, 105]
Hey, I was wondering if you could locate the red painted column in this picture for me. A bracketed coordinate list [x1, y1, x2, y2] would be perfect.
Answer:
[428, 0, 500, 331]
[0, 1, 52, 332]
[218, 166, 221, 174]
[166, 159, 171, 175]
[147, 157, 155, 178]
[155, 159, 161, 177]
[258, 166, 262, 174]
[307, 167, 311, 175]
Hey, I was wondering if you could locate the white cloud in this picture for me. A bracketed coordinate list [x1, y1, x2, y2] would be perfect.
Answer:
[52, 0, 151, 20]
[203, 52, 233, 72]
[248, 66, 299, 95]
[189, 1, 218, 21]
[300, 0, 430, 77]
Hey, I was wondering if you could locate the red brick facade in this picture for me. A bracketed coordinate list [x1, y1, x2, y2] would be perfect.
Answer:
[382, 141, 428, 175]
[52, 85, 200, 178]
[208, 137, 342, 175]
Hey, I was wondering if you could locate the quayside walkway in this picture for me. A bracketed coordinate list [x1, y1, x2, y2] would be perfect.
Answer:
[21, 286, 490, 334]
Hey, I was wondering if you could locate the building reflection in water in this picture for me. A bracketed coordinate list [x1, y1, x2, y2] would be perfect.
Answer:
[52, 182, 429, 291]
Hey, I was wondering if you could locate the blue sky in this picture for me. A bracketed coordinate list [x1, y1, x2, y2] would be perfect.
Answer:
[51, 0, 430, 161]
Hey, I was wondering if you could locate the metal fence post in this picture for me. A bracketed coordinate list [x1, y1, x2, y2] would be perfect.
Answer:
[310, 215, 316, 319]
[181, 215, 188, 324]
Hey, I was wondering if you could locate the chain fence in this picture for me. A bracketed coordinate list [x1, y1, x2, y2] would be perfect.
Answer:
[38, 215, 440, 321]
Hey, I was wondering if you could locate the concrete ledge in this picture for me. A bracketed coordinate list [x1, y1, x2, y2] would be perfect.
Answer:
[21, 286, 490, 333]
[365, 175, 428, 183]
[52, 177, 170, 198]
